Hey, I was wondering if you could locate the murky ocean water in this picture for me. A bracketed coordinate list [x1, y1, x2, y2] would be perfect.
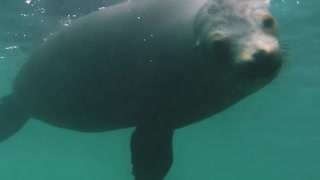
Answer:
[0, 0, 319, 179]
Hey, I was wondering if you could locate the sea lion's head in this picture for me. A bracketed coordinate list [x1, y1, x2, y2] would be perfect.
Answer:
[195, 0, 283, 82]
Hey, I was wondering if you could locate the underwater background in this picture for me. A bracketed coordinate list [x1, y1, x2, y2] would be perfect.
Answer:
[0, 0, 319, 179]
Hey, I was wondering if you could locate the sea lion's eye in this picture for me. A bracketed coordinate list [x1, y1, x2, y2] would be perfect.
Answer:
[212, 38, 229, 48]
[210, 33, 231, 60]
[211, 33, 230, 49]
[262, 17, 275, 30]
[211, 32, 225, 42]
[261, 16, 276, 33]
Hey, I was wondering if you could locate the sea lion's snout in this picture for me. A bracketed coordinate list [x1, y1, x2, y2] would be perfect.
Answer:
[236, 28, 283, 78]
[238, 48, 283, 78]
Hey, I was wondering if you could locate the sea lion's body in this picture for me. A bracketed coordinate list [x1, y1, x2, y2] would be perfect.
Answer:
[0, 0, 284, 179]
[15, 1, 211, 131]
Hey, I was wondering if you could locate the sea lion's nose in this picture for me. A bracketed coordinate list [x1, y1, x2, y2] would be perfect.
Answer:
[252, 49, 267, 60]
[240, 49, 283, 78]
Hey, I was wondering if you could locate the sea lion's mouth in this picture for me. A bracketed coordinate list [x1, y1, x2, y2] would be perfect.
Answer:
[209, 43, 283, 79]
[235, 50, 283, 79]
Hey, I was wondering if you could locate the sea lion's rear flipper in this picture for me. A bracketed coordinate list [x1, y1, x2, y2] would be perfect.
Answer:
[130, 123, 174, 180]
[0, 95, 29, 143]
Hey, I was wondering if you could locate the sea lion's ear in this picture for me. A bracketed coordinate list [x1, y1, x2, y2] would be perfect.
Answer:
[130, 123, 174, 180]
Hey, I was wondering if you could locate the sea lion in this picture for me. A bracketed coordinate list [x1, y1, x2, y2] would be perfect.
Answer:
[0, 0, 284, 179]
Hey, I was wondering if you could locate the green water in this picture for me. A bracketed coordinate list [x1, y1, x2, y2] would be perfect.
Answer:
[0, 0, 319, 179]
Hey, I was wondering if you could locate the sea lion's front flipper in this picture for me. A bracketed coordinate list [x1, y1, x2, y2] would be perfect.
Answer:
[130, 123, 174, 180]
[0, 95, 29, 143]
